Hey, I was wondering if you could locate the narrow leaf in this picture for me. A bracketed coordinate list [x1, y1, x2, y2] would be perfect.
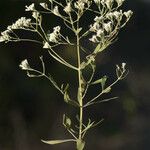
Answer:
[64, 92, 79, 107]
[63, 83, 69, 92]
[101, 76, 107, 90]
[63, 114, 72, 129]
[41, 139, 75, 145]
[91, 78, 103, 85]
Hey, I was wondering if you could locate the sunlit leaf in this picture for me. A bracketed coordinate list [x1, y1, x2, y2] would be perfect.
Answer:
[41, 139, 75, 145]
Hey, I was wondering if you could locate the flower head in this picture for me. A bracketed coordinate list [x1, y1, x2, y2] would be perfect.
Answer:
[115, 0, 125, 6]
[64, 2, 72, 14]
[19, 59, 31, 70]
[25, 3, 35, 11]
[40, 3, 48, 9]
[124, 10, 133, 18]
[53, 6, 60, 16]
[89, 35, 98, 43]
[0, 30, 11, 42]
[103, 22, 112, 32]
[32, 11, 40, 19]
[43, 42, 49, 49]
[101, 0, 114, 9]
[48, 26, 61, 43]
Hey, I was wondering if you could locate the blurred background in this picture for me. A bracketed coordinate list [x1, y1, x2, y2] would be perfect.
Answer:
[0, 0, 150, 150]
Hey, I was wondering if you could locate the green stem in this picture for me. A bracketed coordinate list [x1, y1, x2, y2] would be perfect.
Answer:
[76, 23, 83, 142]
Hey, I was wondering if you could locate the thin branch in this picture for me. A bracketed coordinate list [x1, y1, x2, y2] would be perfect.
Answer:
[84, 97, 118, 108]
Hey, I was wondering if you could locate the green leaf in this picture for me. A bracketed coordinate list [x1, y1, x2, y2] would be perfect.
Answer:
[91, 78, 103, 85]
[63, 114, 72, 129]
[64, 92, 70, 102]
[101, 76, 107, 90]
[63, 84, 69, 92]
[64, 92, 79, 107]
[41, 139, 75, 145]
[91, 75, 107, 90]
[76, 139, 85, 150]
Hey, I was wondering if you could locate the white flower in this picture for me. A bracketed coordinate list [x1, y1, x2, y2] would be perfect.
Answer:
[89, 35, 99, 43]
[90, 22, 100, 32]
[101, 0, 114, 9]
[103, 22, 112, 32]
[122, 62, 126, 71]
[115, 0, 125, 6]
[19, 59, 31, 70]
[32, 11, 40, 19]
[53, 26, 61, 35]
[94, 0, 101, 4]
[53, 6, 60, 16]
[43, 42, 49, 49]
[49, 33, 58, 43]
[74, 1, 85, 12]
[0, 30, 11, 42]
[94, 16, 104, 22]
[96, 29, 104, 38]
[25, 3, 35, 11]
[47, 26, 61, 43]
[40, 3, 48, 9]
[10, 17, 31, 29]
[113, 10, 123, 20]
[124, 10, 133, 18]
[64, 2, 72, 14]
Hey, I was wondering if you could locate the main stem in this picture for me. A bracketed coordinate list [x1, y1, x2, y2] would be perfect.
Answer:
[76, 19, 85, 150]
[77, 33, 83, 141]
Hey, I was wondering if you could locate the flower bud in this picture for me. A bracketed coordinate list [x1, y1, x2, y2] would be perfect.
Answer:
[124, 10, 133, 18]
[64, 2, 72, 14]
[103, 22, 112, 32]
[19, 59, 31, 70]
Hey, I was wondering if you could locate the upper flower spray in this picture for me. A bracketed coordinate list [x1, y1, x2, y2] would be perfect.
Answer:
[0, 0, 133, 55]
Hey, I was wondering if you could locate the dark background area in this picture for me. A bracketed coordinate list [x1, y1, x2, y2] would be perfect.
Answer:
[0, 0, 150, 150]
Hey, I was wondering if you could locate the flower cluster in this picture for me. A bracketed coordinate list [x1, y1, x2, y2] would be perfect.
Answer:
[25, 3, 35, 11]
[0, 30, 11, 42]
[53, 6, 61, 16]
[94, 0, 125, 8]
[74, 0, 92, 12]
[64, 2, 72, 14]
[7, 17, 31, 30]
[89, 10, 133, 43]
[43, 26, 61, 48]
[116, 62, 127, 79]
[0, 17, 31, 42]
[48, 26, 61, 43]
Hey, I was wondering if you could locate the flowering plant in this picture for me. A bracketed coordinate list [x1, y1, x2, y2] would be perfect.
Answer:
[0, 0, 132, 149]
